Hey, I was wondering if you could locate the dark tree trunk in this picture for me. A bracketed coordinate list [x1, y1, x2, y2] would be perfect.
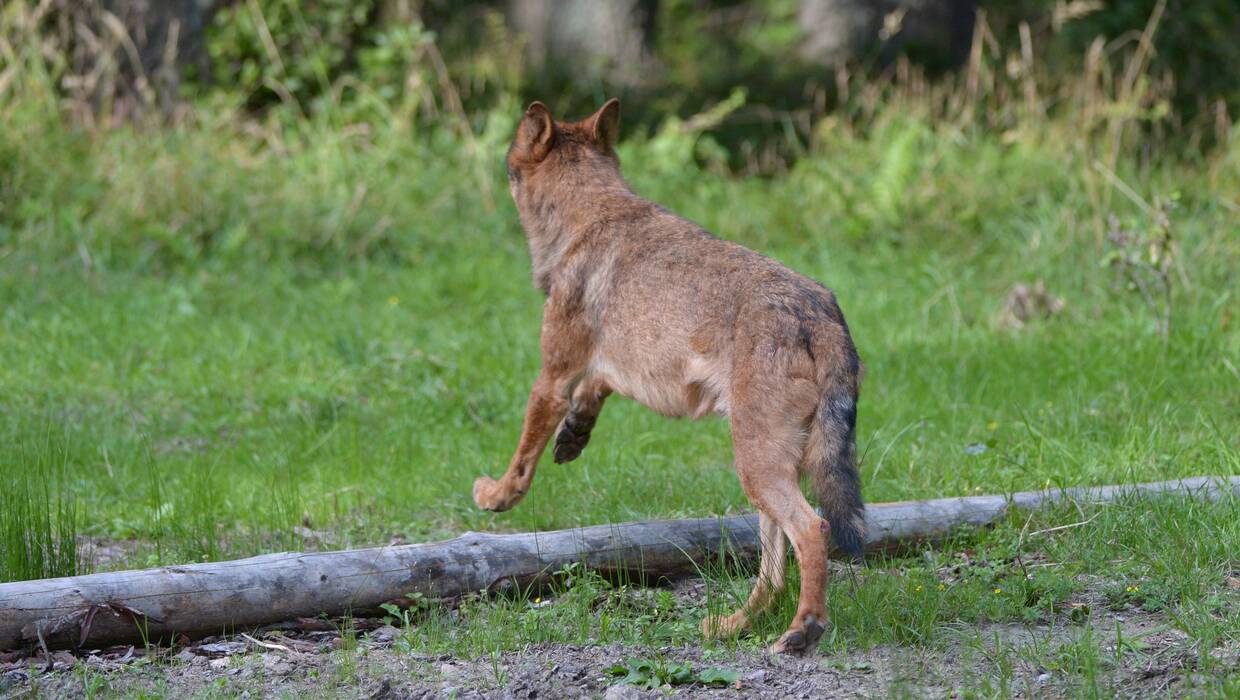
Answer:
[506, 0, 658, 87]
[49, 0, 227, 122]
[798, 0, 976, 68]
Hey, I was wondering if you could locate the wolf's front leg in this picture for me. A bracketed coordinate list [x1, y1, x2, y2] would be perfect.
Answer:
[552, 379, 611, 464]
[473, 372, 571, 512]
[475, 290, 592, 512]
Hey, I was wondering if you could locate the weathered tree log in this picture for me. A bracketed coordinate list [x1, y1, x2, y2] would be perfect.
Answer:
[2, 476, 1236, 650]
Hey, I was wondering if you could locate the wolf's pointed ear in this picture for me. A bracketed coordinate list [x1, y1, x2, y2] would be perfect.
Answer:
[585, 98, 621, 151]
[519, 101, 555, 160]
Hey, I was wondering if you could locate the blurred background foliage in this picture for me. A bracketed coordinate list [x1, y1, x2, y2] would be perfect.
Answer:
[1, 0, 1237, 270]
[4, 1, 1238, 157]
[212, 0, 1239, 160]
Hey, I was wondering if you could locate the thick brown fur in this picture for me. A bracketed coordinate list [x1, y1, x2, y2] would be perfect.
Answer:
[473, 99, 865, 656]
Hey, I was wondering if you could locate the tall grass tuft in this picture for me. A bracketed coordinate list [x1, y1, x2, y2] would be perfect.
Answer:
[1, 475, 82, 582]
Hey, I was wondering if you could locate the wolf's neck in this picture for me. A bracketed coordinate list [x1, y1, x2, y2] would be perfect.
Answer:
[520, 177, 634, 293]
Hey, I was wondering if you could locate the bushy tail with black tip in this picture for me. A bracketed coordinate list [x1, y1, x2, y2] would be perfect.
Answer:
[805, 384, 866, 559]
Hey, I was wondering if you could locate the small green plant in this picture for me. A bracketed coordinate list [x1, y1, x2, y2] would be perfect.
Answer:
[326, 613, 361, 684]
[606, 658, 740, 690]
[1050, 626, 1113, 687]
[487, 649, 508, 687]
[1111, 619, 1151, 664]
[336, 615, 359, 653]
[75, 664, 110, 699]
[1102, 580, 1174, 612]
[379, 591, 431, 629]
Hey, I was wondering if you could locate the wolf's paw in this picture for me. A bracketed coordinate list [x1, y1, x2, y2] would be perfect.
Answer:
[701, 612, 747, 640]
[472, 476, 518, 512]
[769, 615, 826, 656]
[551, 430, 586, 463]
[552, 414, 594, 464]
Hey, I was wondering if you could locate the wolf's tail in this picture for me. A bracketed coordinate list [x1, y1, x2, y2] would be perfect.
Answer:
[805, 381, 866, 559]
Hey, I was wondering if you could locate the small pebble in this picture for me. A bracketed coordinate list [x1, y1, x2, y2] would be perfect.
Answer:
[263, 655, 295, 676]
[369, 625, 401, 644]
[603, 685, 643, 700]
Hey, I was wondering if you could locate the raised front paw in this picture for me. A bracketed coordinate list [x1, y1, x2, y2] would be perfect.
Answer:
[552, 413, 595, 464]
[472, 476, 520, 512]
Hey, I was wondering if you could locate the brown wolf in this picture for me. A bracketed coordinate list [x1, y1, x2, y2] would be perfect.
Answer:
[473, 99, 865, 655]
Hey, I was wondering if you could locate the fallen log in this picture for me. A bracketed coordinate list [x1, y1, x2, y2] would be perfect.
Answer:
[2, 476, 1237, 650]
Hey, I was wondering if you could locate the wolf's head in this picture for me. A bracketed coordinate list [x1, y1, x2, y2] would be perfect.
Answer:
[505, 99, 623, 204]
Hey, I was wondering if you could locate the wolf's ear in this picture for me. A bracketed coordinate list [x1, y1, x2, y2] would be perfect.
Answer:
[519, 101, 555, 160]
[584, 98, 620, 151]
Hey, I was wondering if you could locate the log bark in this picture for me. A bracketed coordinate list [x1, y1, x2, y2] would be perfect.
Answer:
[2, 476, 1236, 650]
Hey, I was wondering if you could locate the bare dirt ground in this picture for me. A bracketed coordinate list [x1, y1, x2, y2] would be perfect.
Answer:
[5, 640, 963, 699]
[2, 591, 1228, 699]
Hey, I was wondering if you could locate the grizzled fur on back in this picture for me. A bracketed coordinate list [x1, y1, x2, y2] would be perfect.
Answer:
[477, 99, 865, 655]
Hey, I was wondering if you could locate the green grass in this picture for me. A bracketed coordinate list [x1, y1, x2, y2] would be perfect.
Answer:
[1, 106, 1235, 563]
[1, 60, 1239, 695]
[0, 464, 81, 582]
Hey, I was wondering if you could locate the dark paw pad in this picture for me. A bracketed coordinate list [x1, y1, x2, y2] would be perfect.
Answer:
[552, 414, 595, 464]
[802, 616, 826, 649]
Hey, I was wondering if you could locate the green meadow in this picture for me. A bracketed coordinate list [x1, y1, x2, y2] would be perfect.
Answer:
[3, 97, 1236, 567]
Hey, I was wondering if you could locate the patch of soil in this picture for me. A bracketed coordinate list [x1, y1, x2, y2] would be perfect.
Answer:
[0, 621, 1199, 699]
[2, 637, 980, 699]
[1, 581, 1230, 699]
[77, 537, 143, 571]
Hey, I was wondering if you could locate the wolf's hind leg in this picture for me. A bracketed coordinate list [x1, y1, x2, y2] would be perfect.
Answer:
[728, 384, 830, 656]
[553, 379, 610, 464]
[701, 511, 787, 639]
[761, 485, 830, 656]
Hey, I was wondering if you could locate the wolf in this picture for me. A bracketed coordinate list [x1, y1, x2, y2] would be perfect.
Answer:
[473, 99, 865, 655]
